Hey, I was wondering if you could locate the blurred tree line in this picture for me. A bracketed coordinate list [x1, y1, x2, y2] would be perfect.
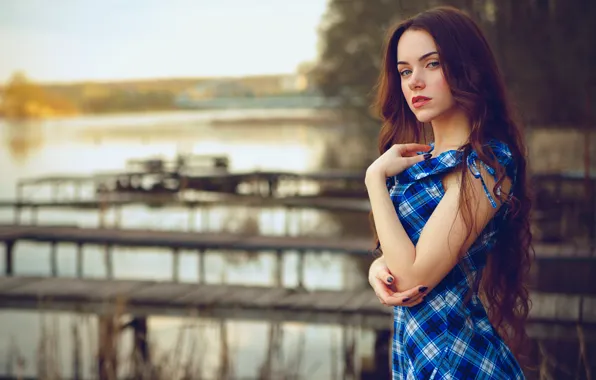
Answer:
[0, 73, 183, 119]
[312, 0, 596, 166]
[0, 72, 79, 119]
[81, 86, 176, 113]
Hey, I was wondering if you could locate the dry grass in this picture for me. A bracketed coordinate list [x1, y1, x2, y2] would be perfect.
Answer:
[3, 300, 348, 380]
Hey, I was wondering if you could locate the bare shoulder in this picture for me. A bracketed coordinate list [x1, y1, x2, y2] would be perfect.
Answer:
[441, 164, 512, 207]
[441, 169, 461, 192]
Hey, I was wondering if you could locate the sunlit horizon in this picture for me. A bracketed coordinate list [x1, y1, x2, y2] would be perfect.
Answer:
[0, 0, 328, 83]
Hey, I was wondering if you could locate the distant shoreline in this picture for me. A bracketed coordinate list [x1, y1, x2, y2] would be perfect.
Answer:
[1, 108, 339, 125]
[209, 114, 338, 127]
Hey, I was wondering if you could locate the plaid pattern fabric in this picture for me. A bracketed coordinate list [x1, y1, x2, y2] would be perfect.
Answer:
[387, 139, 525, 379]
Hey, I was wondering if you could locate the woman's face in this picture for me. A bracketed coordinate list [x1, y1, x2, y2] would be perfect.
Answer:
[397, 29, 455, 123]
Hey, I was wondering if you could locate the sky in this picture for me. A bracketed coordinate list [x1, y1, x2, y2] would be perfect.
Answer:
[0, 0, 328, 83]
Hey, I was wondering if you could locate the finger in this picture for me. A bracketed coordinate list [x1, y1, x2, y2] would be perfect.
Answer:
[393, 285, 428, 300]
[374, 267, 395, 286]
[385, 291, 426, 307]
[398, 143, 431, 155]
[404, 155, 427, 166]
[400, 292, 424, 305]
[402, 296, 425, 307]
[373, 278, 401, 305]
[383, 285, 429, 307]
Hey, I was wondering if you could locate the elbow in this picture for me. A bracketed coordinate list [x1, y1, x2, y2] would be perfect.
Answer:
[383, 248, 422, 292]
[393, 275, 425, 293]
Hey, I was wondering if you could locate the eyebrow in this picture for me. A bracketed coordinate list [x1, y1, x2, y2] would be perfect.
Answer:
[397, 51, 439, 65]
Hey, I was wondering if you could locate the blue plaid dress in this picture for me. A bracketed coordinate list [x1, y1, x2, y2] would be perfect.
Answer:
[386, 139, 525, 379]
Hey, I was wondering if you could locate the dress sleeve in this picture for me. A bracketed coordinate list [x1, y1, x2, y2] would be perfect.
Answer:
[466, 141, 517, 208]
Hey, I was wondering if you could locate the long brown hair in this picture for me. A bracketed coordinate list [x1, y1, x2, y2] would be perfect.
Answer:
[371, 6, 534, 361]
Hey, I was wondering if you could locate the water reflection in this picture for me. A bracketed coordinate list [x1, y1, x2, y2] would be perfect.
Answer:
[1, 120, 45, 163]
[0, 111, 372, 379]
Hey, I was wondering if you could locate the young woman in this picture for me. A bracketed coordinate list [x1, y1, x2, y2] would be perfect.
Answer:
[365, 6, 533, 379]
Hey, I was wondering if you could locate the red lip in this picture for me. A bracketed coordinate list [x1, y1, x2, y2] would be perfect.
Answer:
[412, 96, 431, 103]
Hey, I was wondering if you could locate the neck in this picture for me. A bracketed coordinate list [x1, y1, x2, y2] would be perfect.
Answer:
[430, 107, 472, 154]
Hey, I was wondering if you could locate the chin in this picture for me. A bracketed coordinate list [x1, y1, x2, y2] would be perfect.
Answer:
[413, 110, 438, 123]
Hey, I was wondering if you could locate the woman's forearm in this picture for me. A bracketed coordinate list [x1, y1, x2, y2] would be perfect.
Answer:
[365, 170, 417, 287]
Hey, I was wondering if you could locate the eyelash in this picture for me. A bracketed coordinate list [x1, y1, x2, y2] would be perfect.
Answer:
[399, 61, 440, 77]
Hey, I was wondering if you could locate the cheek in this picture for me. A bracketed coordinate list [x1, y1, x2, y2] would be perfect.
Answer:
[432, 74, 453, 103]
[401, 80, 410, 98]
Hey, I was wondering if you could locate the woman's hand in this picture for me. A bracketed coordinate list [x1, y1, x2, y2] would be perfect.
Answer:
[369, 257, 427, 307]
[366, 143, 431, 181]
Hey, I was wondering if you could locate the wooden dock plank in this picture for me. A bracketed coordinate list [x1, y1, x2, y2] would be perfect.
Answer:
[0, 276, 594, 330]
[0, 225, 374, 255]
[2, 277, 146, 300]
[341, 289, 380, 312]
[0, 194, 371, 213]
[0, 225, 591, 262]
[249, 288, 290, 308]
[272, 289, 315, 309]
[218, 286, 275, 307]
[0, 277, 43, 292]
[125, 282, 195, 303]
[307, 290, 357, 311]
[173, 284, 233, 306]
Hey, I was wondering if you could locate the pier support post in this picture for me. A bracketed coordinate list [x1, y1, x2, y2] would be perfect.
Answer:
[297, 250, 305, 290]
[76, 243, 84, 278]
[342, 325, 358, 380]
[98, 315, 118, 380]
[5, 240, 15, 275]
[50, 242, 58, 277]
[172, 248, 180, 282]
[284, 207, 292, 236]
[260, 321, 283, 379]
[218, 320, 230, 380]
[114, 206, 122, 228]
[275, 249, 283, 287]
[198, 249, 206, 284]
[105, 245, 113, 279]
[98, 204, 106, 228]
[72, 320, 81, 380]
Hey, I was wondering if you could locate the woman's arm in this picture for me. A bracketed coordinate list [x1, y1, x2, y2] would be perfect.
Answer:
[369, 255, 427, 306]
[365, 165, 510, 292]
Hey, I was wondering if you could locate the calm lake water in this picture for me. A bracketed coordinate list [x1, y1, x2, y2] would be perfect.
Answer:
[0, 109, 375, 379]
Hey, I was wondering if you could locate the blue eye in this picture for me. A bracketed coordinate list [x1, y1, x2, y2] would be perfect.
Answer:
[399, 69, 412, 77]
[427, 61, 440, 68]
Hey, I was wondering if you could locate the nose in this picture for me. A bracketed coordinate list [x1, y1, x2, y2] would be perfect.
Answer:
[408, 70, 426, 91]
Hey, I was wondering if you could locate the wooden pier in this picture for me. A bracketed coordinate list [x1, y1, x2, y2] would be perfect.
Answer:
[0, 224, 595, 295]
[1, 223, 595, 378]
[0, 194, 370, 213]
[0, 276, 595, 334]
[0, 193, 371, 230]
[16, 168, 367, 200]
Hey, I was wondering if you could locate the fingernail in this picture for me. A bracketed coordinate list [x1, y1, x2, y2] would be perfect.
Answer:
[402, 297, 410, 302]
[423, 153, 432, 160]
[387, 276, 394, 283]
[419, 286, 428, 292]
